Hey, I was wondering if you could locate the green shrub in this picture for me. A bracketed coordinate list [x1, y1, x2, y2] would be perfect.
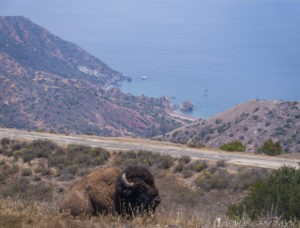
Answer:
[189, 160, 208, 172]
[194, 169, 230, 192]
[113, 150, 164, 168]
[159, 155, 174, 169]
[227, 166, 300, 221]
[256, 139, 282, 156]
[220, 140, 246, 152]
[188, 142, 206, 148]
[95, 156, 105, 165]
[188, 142, 196, 148]
[0, 137, 10, 146]
[12, 140, 58, 162]
[174, 163, 185, 173]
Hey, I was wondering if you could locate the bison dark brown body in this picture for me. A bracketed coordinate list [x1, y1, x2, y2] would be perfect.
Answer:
[59, 165, 160, 216]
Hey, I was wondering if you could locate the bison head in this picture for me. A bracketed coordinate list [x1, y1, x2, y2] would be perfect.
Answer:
[115, 165, 160, 215]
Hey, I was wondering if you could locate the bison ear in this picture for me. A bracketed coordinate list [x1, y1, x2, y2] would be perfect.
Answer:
[121, 173, 134, 188]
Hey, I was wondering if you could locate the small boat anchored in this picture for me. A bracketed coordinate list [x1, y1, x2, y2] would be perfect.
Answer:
[141, 75, 149, 80]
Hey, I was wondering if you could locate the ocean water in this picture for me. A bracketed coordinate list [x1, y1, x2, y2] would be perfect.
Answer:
[1, 0, 300, 118]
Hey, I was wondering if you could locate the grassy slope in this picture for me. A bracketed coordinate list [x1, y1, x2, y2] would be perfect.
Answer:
[2, 138, 294, 227]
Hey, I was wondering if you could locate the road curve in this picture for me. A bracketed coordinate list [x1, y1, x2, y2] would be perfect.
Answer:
[0, 128, 299, 169]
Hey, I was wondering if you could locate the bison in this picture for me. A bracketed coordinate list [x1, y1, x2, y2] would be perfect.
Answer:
[59, 165, 160, 216]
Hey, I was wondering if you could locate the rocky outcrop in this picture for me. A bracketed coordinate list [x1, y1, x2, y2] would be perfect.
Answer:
[180, 101, 194, 111]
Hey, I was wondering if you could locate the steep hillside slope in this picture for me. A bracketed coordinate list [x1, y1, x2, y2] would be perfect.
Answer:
[0, 16, 125, 86]
[0, 16, 182, 137]
[160, 100, 300, 153]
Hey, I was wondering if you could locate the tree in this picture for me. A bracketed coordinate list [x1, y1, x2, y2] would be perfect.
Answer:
[256, 139, 282, 156]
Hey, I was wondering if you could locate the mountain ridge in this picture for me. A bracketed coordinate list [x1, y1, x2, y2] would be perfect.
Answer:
[0, 16, 126, 86]
[0, 16, 182, 137]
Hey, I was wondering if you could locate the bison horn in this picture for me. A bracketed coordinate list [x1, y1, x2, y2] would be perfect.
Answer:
[121, 173, 134, 187]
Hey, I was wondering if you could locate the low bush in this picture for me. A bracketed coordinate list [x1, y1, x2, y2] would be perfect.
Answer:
[188, 160, 208, 172]
[194, 169, 231, 192]
[0, 163, 19, 180]
[174, 163, 184, 173]
[113, 150, 166, 168]
[229, 168, 269, 192]
[220, 140, 246, 152]
[182, 169, 193, 179]
[18, 140, 58, 162]
[0, 138, 10, 146]
[159, 155, 174, 169]
[179, 155, 191, 164]
[188, 142, 205, 148]
[256, 139, 282, 156]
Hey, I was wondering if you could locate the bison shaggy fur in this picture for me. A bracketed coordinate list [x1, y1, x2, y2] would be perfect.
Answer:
[59, 167, 120, 216]
[59, 166, 160, 216]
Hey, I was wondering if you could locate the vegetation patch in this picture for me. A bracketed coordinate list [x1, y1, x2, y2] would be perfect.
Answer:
[256, 139, 282, 156]
[220, 140, 246, 152]
[227, 166, 300, 221]
[0, 138, 296, 227]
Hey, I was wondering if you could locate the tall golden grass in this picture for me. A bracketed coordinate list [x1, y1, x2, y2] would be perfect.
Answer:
[0, 197, 298, 228]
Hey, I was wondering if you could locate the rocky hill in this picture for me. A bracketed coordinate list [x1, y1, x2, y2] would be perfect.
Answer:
[159, 100, 300, 153]
[0, 16, 182, 137]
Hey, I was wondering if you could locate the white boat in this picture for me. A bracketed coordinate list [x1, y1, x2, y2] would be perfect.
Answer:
[141, 75, 148, 80]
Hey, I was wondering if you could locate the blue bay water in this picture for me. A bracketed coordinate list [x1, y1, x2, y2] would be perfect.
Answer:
[1, 0, 300, 118]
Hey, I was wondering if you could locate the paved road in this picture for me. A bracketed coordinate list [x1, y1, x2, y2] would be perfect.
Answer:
[0, 128, 299, 169]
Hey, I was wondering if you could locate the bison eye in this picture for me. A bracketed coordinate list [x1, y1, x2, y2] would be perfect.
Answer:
[122, 189, 132, 197]
[136, 185, 145, 192]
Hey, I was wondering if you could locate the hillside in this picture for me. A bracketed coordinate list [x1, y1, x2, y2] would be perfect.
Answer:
[0, 138, 273, 227]
[159, 100, 300, 153]
[0, 16, 182, 137]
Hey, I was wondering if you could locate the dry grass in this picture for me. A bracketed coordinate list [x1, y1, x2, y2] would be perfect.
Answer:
[0, 138, 299, 227]
[0, 197, 298, 228]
